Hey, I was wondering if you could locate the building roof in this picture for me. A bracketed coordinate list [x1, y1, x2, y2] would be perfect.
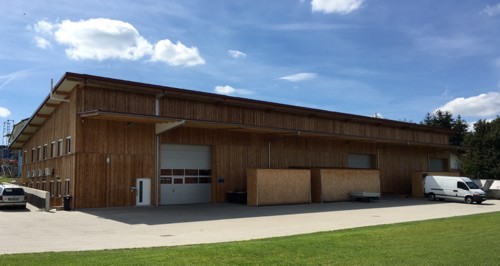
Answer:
[9, 72, 452, 150]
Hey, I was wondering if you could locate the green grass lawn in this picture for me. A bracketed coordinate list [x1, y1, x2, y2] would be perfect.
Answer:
[1, 212, 499, 265]
[0, 177, 13, 183]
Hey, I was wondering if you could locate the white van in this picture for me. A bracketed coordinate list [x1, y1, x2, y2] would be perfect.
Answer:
[424, 175, 486, 204]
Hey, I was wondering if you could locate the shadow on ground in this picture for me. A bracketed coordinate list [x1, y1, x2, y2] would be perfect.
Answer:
[77, 197, 494, 226]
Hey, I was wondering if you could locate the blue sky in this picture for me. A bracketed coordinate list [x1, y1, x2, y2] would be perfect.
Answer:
[2, 0, 500, 133]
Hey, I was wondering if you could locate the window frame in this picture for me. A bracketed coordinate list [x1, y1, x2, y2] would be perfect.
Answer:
[66, 137, 72, 154]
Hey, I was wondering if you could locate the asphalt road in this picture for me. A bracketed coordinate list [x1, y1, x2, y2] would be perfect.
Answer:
[1, 198, 499, 254]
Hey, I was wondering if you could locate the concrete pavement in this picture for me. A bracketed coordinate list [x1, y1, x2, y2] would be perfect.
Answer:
[1, 198, 499, 254]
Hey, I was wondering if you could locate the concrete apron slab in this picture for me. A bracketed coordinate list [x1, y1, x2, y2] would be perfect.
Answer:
[1, 198, 500, 254]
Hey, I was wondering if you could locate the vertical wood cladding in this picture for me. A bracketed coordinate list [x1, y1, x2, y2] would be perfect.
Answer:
[78, 85, 155, 115]
[162, 127, 425, 201]
[17, 75, 454, 208]
[75, 119, 155, 208]
[21, 89, 78, 207]
[159, 97, 449, 145]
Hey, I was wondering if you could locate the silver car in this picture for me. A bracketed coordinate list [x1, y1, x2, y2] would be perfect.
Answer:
[0, 184, 27, 209]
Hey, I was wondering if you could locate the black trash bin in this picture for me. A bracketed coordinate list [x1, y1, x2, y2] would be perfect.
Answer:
[63, 195, 72, 211]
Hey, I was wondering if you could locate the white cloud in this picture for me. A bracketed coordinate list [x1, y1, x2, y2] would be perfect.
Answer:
[483, 3, 500, 16]
[32, 18, 205, 67]
[34, 19, 55, 35]
[311, 0, 364, 14]
[279, 72, 317, 82]
[228, 50, 247, 58]
[437, 92, 500, 118]
[54, 18, 153, 61]
[35, 36, 51, 49]
[214, 85, 253, 96]
[0, 69, 35, 90]
[151, 39, 205, 66]
[0, 107, 11, 117]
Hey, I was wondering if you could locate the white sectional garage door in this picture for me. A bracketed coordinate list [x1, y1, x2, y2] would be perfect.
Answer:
[160, 144, 211, 205]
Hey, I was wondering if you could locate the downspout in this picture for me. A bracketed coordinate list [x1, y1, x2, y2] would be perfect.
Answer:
[155, 97, 160, 207]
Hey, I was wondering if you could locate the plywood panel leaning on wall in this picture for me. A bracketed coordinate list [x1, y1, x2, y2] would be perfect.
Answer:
[247, 168, 311, 206]
[311, 169, 380, 202]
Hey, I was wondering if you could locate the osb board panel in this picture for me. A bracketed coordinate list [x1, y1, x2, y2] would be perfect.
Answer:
[411, 171, 460, 198]
[247, 168, 311, 206]
[312, 169, 380, 202]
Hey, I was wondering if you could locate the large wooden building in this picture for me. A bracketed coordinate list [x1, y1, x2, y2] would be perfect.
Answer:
[9, 73, 456, 209]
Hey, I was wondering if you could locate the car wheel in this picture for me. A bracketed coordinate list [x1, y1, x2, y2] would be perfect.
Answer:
[465, 197, 473, 204]
[428, 193, 436, 201]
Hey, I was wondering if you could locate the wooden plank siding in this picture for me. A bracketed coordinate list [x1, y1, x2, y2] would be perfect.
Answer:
[75, 119, 155, 209]
[14, 73, 455, 209]
[158, 97, 449, 145]
[20, 89, 77, 208]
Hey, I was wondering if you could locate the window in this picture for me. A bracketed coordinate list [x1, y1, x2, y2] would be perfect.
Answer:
[66, 137, 72, 154]
[37, 146, 41, 161]
[50, 181, 54, 198]
[348, 153, 375, 169]
[43, 144, 48, 160]
[42, 181, 46, 191]
[24, 150, 27, 163]
[31, 148, 35, 163]
[57, 180, 62, 197]
[51, 141, 56, 158]
[65, 179, 70, 196]
[58, 139, 63, 156]
[457, 182, 468, 190]
[429, 158, 448, 172]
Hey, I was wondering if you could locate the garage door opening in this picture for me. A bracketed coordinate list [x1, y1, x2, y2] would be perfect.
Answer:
[160, 144, 211, 205]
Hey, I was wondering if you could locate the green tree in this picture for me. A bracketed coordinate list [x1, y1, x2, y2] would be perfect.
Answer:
[421, 110, 469, 147]
[461, 117, 500, 179]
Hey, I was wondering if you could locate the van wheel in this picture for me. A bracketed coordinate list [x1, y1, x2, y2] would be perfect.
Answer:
[465, 197, 473, 204]
[428, 193, 436, 201]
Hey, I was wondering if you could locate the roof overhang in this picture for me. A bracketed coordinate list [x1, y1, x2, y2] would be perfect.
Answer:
[79, 110, 455, 150]
[9, 72, 454, 151]
[9, 76, 81, 150]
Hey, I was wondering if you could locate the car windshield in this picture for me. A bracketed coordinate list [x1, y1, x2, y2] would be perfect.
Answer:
[2, 188, 25, 196]
[466, 182, 479, 189]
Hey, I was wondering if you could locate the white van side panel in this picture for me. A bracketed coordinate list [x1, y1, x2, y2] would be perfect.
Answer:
[424, 175, 486, 203]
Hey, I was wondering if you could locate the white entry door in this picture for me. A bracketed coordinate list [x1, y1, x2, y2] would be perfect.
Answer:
[136, 178, 151, 206]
